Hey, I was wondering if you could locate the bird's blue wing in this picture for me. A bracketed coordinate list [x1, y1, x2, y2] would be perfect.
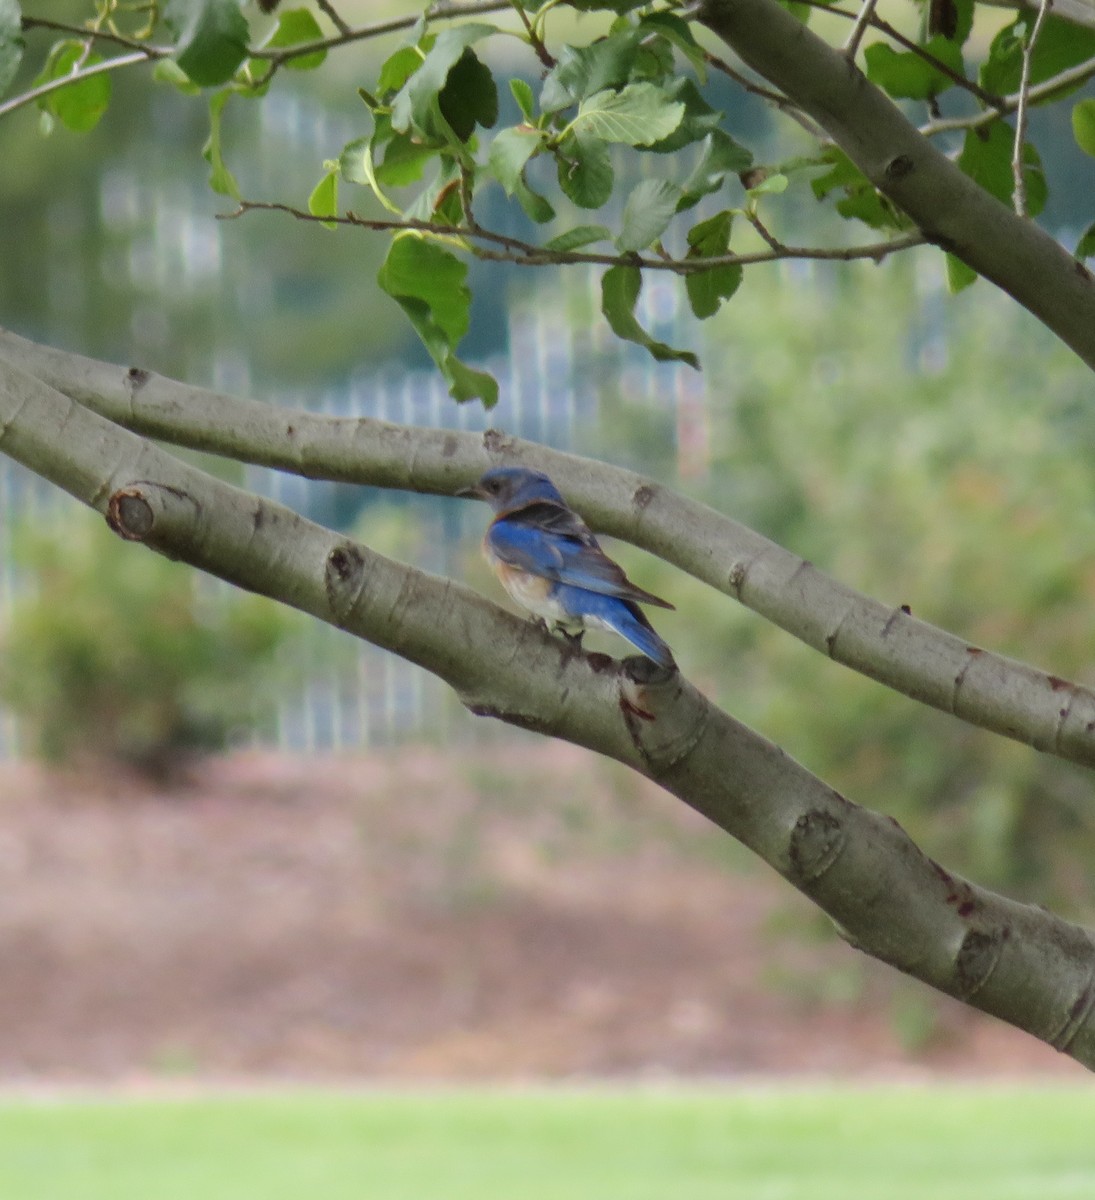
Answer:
[487, 509, 673, 609]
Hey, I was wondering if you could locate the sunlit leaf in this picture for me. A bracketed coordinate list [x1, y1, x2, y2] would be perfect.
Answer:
[34, 42, 111, 133]
[308, 171, 338, 229]
[945, 251, 977, 292]
[1072, 99, 1095, 158]
[616, 179, 682, 252]
[574, 82, 685, 146]
[202, 89, 240, 199]
[262, 7, 325, 71]
[1075, 221, 1095, 260]
[510, 77, 535, 122]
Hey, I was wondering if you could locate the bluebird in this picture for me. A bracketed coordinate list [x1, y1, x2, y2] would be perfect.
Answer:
[459, 466, 675, 669]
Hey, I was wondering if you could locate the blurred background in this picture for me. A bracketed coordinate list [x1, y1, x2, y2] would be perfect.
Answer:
[2, 0, 1095, 1097]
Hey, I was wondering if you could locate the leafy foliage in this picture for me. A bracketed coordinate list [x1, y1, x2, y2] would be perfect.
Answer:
[6, 0, 1095, 401]
[0, 511, 301, 779]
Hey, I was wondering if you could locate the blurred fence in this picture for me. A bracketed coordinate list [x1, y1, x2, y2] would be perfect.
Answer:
[0, 259, 711, 757]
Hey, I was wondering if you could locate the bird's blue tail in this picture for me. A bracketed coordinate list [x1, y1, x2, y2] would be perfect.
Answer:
[560, 588, 675, 669]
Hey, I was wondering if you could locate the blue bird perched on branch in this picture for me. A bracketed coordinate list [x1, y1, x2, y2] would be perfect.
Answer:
[458, 466, 676, 669]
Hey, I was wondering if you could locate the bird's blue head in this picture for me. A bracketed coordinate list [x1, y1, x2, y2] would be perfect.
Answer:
[459, 467, 566, 513]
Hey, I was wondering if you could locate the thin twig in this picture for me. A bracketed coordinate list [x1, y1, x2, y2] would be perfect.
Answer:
[843, 0, 880, 59]
[921, 51, 1095, 138]
[21, 16, 169, 55]
[0, 51, 151, 121]
[315, 0, 353, 37]
[797, 0, 1007, 111]
[223, 199, 925, 271]
[510, 0, 555, 68]
[703, 50, 825, 140]
[1014, 0, 1054, 217]
[249, 0, 513, 64]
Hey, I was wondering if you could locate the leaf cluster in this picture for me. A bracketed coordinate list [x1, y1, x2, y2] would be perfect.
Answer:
[5, 0, 1095, 400]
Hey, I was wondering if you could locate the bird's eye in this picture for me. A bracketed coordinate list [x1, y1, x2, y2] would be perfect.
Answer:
[486, 480, 499, 492]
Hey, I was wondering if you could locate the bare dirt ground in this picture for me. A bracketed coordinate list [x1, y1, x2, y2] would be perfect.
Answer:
[0, 744, 1082, 1083]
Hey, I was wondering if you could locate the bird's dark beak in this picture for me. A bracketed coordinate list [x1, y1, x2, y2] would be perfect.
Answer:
[456, 483, 483, 499]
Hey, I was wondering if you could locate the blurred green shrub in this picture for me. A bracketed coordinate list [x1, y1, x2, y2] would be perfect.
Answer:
[0, 508, 303, 779]
[594, 260, 1095, 917]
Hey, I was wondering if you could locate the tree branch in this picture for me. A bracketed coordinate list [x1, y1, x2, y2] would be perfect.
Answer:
[5, 330, 1095, 773]
[697, 0, 1095, 374]
[0, 51, 154, 122]
[920, 54, 1095, 137]
[2, 353, 1095, 1068]
[1013, 0, 1054, 217]
[223, 200, 923, 272]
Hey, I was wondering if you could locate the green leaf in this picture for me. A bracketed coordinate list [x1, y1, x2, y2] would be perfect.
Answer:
[152, 59, 202, 95]
[377, 45, 423, 95]
[510, 77, 535, 123]
[0, 0, 24, 98]
[685, 263, 742, 319]
[202, 89, 240, 199]
[338, 135, 371, 185]
[377, 234, 498, 407]
[34, 42, 112, 133]
[543, 225, 611, 252]
[945, 252, 977, 292]
[686, 210, 733, 256]
[811, 148, 908, 232]
[437, 48, 497, 142]
[958, 122, 1046, 217]
[308, 171, 338, 229]
[981, 16, 1095, 96]
[616, 178, 682, 252]
[261, 7, 325, 71]
[164, 0, 249, 88]
[539, 30, 641, 113]
[377, 132, 437, 187]
[637, 12, 707, 82]
[683, 209, 742, 320]
[601, 265, 699, 369]
[488, 126, 543, 194]
[864, 37, 963, 100]
[557, 131, 614, 208]
[642, 79, 722, 155]
[391, 23, 496, 140]
[1075, 221, 1095, 261]
[677, 130, 753, 211]
[574, 83, 685, 146]
[747, 172, 788, 196]
[514, 175, 555, 223]
[1072, 99, 1095, 158]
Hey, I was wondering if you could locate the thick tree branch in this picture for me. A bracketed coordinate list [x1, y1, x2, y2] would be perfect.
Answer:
[2, 354, 1095, 1068]
[698, 0, 1095, 373]
[4, 330, 1095, 772]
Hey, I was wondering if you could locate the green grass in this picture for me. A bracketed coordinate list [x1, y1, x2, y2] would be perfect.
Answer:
[1, 1085, 1093, 1200]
